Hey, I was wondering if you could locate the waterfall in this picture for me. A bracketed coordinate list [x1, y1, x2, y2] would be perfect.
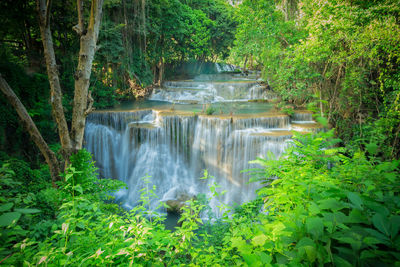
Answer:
[215, 63, 236, 73]
[292, 112, 313, 122]
[84, 72, 317, 214]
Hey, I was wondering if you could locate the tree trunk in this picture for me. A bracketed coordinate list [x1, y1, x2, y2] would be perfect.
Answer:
[70, 0, 103, 151]
[0, 74, 61, 186]
[37, 0, 72, 160]
[1, 0, 105, 182]
[243, 55, 248, 73]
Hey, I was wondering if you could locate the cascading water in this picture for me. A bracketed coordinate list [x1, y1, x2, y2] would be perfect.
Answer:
[84, 72, 318, 214]
[215, 63, 236, 73]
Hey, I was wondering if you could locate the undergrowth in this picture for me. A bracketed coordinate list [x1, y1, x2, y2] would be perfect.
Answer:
[0, 130, 399, 266]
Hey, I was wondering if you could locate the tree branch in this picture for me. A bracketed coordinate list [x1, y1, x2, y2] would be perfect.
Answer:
[45, 0, 52, 27]
[73, 0, 85, 35]
[88, 0, 104, 40]
[84, 90, 95, 116]
[88, 0, 96, 31]
[0, 74, 61, 186]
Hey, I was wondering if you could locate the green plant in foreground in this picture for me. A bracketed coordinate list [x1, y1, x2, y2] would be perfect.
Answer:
[3, 141, 400, 266]
[242, 130, 400, 266]
[0, 164, 44, 264]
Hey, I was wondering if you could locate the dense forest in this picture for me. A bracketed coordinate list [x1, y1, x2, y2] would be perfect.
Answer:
[0, 0, 399, 266]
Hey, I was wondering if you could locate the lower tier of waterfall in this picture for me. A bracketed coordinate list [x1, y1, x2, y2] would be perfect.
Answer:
[85, 108, 317, 214]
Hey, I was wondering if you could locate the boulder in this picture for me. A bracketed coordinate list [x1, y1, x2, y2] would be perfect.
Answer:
[165, 192, 195, 214]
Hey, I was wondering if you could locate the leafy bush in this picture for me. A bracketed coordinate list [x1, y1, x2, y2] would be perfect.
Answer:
[206, 105, 217, 115]
[244, 130, 400, 265]
[2, 137, 400, 266]
[0, 164, 41, 260]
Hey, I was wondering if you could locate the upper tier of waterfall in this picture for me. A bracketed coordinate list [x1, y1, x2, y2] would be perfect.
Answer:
[84, 71, 319, 214]
[150, 73, 269, 104]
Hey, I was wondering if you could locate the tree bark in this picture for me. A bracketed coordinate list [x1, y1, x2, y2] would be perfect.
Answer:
[243, 55, 248, 73]
[70, 0, 103, 151]
[1, 0, 105, 182]
[37, 0, 72, 160]
[0, 74, 61, 186]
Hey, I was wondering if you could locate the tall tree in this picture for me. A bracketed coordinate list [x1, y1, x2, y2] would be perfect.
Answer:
[0, 0, 104, 183]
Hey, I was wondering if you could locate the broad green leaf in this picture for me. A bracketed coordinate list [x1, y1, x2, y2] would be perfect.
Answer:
[333, 231, 362, 251]
[308, 202, 320, 215]
[348, 209, 367, 224]
[372, 213, 390, 236]
[76, 222, 85, 229]
[318, 198, 346, 211]
[306, 217, 324, 237]
[65, 173, 73, 181]
[258, 252, 272, 264]
[242, 253, 261, 267]
[365, 142, 378, 155]
[0, 212, 21, 227]
[304, 245, 317, 263]
[363, 237, 384, 246]
[14, 208, 41, 214]
[364, 228, 390, 245]
[323, 211, 348, 225]
[333, 255, 353, 267]
[390, 216, 400, 238]
[296, 237, 314, 248]
[231, 236, 251, 254]
[252, 234, 267, 246]
[347, 192, 363, 210]
[74, 185, 83, 194]
[0, 203, 13, 212]
[296, 237, 317, 263]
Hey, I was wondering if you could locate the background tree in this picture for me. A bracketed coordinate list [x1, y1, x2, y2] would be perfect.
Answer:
[230, 0, 400, 158]
[0, 0, 104, 182]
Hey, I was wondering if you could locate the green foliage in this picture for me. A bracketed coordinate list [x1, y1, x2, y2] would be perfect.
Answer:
[205, 105, 217, 115]
[79, 0, 238, 104]
[64, 150, 126, 200]
[247, 130, 400, 265]
[1, 133, 400, 265]
[231, 0, 400, 157]
[0, 164, 42, 259]
[0, 51, 57, 162]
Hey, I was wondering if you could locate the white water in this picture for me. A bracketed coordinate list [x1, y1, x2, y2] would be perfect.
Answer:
[84, 73, 316, 214]
[215, 63, 236, 73]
